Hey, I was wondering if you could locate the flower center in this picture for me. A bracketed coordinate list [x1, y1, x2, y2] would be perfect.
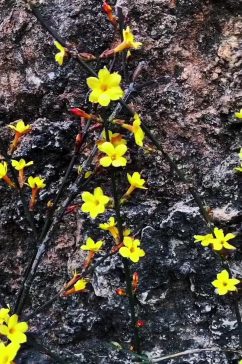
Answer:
[9, 327, 16, 334]
[130, 247, 135, 253]
[222, 281, 228, 287]
[101, 84, 108, 92]
[95, 199, 100, 206]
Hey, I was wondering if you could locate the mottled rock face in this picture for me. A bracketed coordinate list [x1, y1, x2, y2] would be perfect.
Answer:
[1, 0, 242, 363]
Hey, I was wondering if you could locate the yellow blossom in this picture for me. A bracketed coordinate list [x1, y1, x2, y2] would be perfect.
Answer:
[54, 41, 67, 66]
[11, 159, 33, 171]
[12, 159, 34, 187]
[121, 113, 144, 146]
[0, 162, 15, 188]
[0, 162, 8, 179]
[0, 342, 20, 364]
[98, 142, 127, 167]
[0, 308, 10, 325]
[235, 109, 242, 119]
[80, 237, 103, 253]
[74, 279, 88, 292]
[234, 165, 242, 172]
[211, 227, 236, 251]
[119, 236, 145, 263]
[8, 120, 31, 135]
[194, 228, 236, 250]
[26, 177, 46, 210]
[0, 314, 28, 344]
[8, 120, 31, 153]
[26, 176, 46, 189]
[99, 216, 119, 241]
[124, 172, 147, 199]
[234, 148, 242, 172]
[87, 67, 124, 107]
[114, 26, 142, 53]
[127, 172, 146, 189]
[81, 187, 110, 219]
[212, 269, 240, 295]
[194, 233, 214, 247]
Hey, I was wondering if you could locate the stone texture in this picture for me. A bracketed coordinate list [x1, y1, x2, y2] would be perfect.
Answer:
[0, 0, 242, 363]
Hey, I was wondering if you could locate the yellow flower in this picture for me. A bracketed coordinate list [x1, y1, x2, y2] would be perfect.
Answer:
[0, 342, 20, 364]
[119, 236, 145, 263]
[194, 233, 214, 247]
[127, 172, 146, 189]
[235, 109, 242, 119]
[99, 216, 119, 240]
[80, 237, 103, 253]
[212, 269, 240, 295]
[0, 308, 10, 325]
[114, 26, 142, 53]
[26, 177, 46, 210]
[121, 113, 144, 146]
[234, 148, 242, 172]
[74, 279, 88, 292]
[0, 162, 15, 188]
[11, 159, 34, 187]
[234, 165, 242, 172]
[8, 120, 31, 135]
[81, 187, 110, 219]
[87, 67, 124, 107]
[211, 227, 236, 251]
[8, 120, 31, 153]
[54, 41, 67, 66]
[0, 314, 28, 344]
[98, 142, 127, 167]
[26, 176, 46, 189]
[0, 162, 8, 179]
[11, 159, 33, 171]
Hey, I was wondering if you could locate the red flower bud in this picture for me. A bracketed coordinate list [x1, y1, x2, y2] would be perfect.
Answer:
[136, 320, 145, 328]
[65, 205, 78, 214]
[70, 108, 91, 119]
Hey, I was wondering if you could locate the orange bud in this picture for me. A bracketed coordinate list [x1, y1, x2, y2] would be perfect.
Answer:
[116, 288, 126, 296]
[102, 1, 117, 27]
[75, 133, 84, 152]
[132, 272, 139, 292]
[102, 1, 112, 13]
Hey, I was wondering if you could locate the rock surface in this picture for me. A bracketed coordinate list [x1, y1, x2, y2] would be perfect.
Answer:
[0, 0, 242, 363]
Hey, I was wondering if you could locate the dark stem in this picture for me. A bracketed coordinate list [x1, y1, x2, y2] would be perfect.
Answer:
[104, 120, 141, 353]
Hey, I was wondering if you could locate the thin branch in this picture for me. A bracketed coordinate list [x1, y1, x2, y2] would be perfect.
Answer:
[103, 119, 141, 354]
[151, 347, 242, 363]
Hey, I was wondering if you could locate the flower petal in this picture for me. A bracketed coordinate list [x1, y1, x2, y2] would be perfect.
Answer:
[98, 93, 111, 106]
[100, 156, 112, 167]
[108, 86, 124, 100]
[87, 77, 100, 89]
[119, 247, 130, 258]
